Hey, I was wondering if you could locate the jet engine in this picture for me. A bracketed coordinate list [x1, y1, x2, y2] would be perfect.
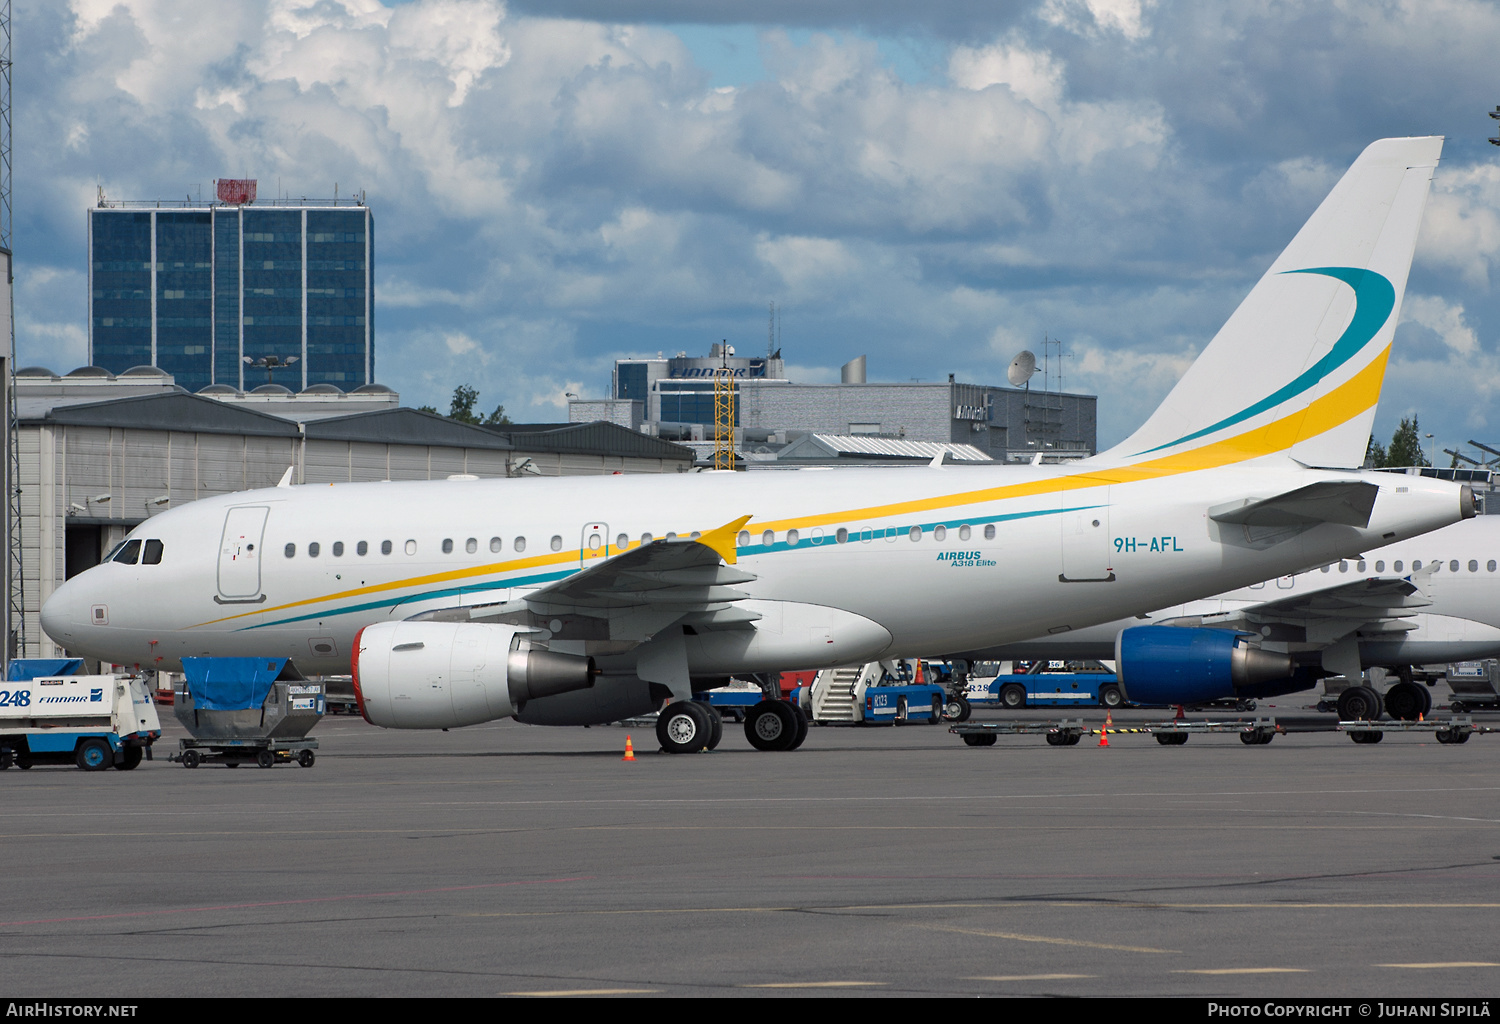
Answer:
[1115, 625, 1295, 706]
[353, 621, 597, 729]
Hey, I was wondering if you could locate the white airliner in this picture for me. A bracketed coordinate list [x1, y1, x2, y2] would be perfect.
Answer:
[961, 514, 1500, 721]
[40, 137, 1476, 753]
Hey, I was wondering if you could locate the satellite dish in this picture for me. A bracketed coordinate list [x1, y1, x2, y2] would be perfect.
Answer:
[1007, 350, 1037, 388]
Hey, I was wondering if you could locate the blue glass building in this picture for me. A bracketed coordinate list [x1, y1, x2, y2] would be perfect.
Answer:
[89, 201, 374, 392]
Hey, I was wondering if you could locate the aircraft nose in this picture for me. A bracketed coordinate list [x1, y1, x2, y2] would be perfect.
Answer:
[40, 574, 91, 647]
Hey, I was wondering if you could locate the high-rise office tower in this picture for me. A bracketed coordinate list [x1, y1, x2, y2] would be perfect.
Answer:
[89, 180, 373, 393]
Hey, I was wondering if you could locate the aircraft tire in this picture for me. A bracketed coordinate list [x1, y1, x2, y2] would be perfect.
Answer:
[1337, 685, 1383, 722]
[943, 696, 971, 722]
[999, 684, 1026, 710]
[1384, 682, 1425, 721]
[786, 702, 808, 750]
[657, 700, 712, 754]
[745, 700, 797, 752]
[705, 707, 725, 751]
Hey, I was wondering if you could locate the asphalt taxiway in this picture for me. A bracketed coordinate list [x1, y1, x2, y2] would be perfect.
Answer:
[3, 704, 1499, 998]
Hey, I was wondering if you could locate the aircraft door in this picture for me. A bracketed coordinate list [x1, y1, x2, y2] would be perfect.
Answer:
[1059, 492, 1115, 583]
[217, 506, 269, 600]
[580, 523, 610, 565]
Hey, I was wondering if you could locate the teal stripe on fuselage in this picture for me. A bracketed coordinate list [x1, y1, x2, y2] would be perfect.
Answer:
[241, 504, 1100, 631]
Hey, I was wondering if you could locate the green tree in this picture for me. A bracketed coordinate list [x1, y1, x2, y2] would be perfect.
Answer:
[1364, 435, 1388, 469]
[448, 384, 482, 424]
[1386, 415, 1431, 468]
[484, 404, 512, 427]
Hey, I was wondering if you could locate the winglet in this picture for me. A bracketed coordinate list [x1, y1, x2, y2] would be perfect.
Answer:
[276, 466, 295, 488]
[698, 515, 753, 565]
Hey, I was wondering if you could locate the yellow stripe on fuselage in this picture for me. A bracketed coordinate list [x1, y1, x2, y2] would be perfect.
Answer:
[193, 348, 1388, 630]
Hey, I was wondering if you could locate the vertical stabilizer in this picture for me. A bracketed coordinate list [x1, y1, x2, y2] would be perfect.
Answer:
[1103, 137, 1442, 469]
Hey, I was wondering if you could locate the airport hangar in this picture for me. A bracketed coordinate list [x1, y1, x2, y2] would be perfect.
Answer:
[14, 365, 694, 660]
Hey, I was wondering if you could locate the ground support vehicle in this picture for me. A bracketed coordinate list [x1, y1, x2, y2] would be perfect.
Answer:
[700, 682, 765, 722]
[1443, 662, 1500, 713]
[799, 661, 946, 725]
[961, 660, 1128, 711]
[169, 657, 324, 769]
[0, 663, 161, 771]
[1332, 716, 1489, 745]
[950, 718, 1088, 746]
[952, 714, 1490, 747]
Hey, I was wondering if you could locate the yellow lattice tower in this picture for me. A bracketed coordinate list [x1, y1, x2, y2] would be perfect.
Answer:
[713, 362, 736, 471]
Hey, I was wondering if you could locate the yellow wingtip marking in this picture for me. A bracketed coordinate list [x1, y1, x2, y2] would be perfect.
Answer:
[699, 514, 753, 565]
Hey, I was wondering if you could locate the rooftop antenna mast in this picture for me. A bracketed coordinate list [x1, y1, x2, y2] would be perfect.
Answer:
[713, 341, 737, 471]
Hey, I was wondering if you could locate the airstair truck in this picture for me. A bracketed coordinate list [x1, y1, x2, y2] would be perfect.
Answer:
[0, 659, 161, 771]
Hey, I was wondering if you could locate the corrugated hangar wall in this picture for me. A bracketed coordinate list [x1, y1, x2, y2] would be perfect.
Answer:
[20, 421, 689, 658]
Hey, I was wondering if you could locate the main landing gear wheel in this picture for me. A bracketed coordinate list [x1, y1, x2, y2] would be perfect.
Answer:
[1099, 685, 1124, 709]
[705, 707, 725, 751]
[1384, 681, 1426, 721]
[1337, 684, 1383, 722]
[943, 695, 972, 722]
[745, 699, 799, 751]
[1156, 732, 1189, 746]
[76, 738, 112, 772]
[963, 733, 998, 747]
[657, 700, 713, 754]
[787, 702, 809, 750]
[998, 684, 1026, 710]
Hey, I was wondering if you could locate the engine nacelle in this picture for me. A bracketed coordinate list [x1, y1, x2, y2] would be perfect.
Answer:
[353, 621, 597, 729]
[1115, 625, 1293, 706]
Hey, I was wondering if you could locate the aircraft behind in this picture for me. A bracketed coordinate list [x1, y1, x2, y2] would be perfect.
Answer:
[40, 137, 1475, 753]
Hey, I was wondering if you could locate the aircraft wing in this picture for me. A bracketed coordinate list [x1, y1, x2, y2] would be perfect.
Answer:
[411, 516, 758, 648]
[1160, 574, 1431, 647]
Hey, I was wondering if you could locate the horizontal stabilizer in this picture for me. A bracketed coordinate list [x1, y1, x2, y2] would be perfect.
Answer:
[1209, 481, 1378, 529]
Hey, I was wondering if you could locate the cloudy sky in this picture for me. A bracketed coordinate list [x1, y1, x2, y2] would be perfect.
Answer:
[17, 0, 1500, 454]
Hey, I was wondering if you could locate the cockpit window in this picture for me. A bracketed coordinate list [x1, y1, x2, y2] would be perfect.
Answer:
[103, 541, 126, 562]
[142, 539, 164, 565]
[112, 539, 142, 565]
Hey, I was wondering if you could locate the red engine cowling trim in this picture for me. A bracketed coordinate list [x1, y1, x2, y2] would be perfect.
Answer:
[350, 625, 371, 723]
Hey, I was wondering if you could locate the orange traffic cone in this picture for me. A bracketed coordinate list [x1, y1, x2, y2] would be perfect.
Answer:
[914, 660, 925, 685]
[622, 736, 636, 761]
[1099, 711, 1112, 747]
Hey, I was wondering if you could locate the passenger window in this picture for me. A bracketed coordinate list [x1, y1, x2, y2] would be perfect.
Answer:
[1338, 561, 1347, 572]
[984, 524, 996, 540]
[909, 526, 922, 541]
[1356, 560, 1365, 572]
[113, 540, 141, 564]
[357, 541, 368, 556]
[514, 537, 526, 553]
[1394, 560, 1404, 572]
[1412, 560, 1421, 570]
[285, 543, 296, 558]
[665, 532, 677, 542]
[381, 540, 393, 555]
[332, 542, 344, 557]
[1375, 560, 1384, 572]
[934, 526, 947, 542]
[1320, 565, 1331, 573]
[491, 537, 503, 553]
[738, 531, 750, 546]
[308, 542, 321, 558]
[442, 539, 454, 554]
[405, 540, 417, 555]
[550, 535, 562, 551]
[466, 538, 477, 554]
[787, 529, 800, 546]
[1470, 560, 1479, 573]
[762, 530, 774, 546]
[959, 525, 971, 541]
[836, 528, 848, 543]
[1490, 560, 1497, 572]
[1451, 560, 1460, 573]
[143, 539, 164, 565]
[640, 534, 653, 545]
[690, 531, 701, 541]
[618, 534, 630, 550]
